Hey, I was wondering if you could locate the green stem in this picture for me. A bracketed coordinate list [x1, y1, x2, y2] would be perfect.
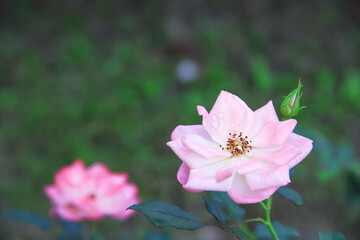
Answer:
[260, 197, 279, 240]
[259, 201, 268, 211]
[239, 223, 258, 240]
[241, 217, 265, 224]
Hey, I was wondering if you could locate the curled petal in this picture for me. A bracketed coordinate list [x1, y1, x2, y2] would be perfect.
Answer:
[177, 163, 202, 193]
[177, 163, 190, 186]
[171, 125, 212, 141]
[286, 133, 313, 168]
[167, 139, 220, 169]
[228, 173, 278, 204]
[183, 159, 233, 192]
[182, 135, 231, 159]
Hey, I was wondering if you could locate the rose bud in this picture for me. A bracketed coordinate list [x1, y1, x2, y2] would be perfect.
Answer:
[280, 80, 306, 118]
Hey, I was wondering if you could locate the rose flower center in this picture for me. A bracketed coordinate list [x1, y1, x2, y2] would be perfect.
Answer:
[220, 132, 252, 156]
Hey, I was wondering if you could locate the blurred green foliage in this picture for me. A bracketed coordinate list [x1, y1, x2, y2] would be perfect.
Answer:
[0, 1, 360, 239]
[251, 56, 273, 92]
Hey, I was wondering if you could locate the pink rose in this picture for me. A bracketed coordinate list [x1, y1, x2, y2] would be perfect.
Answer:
[167, 91, 313, 204]
[44, 159, 140, 221]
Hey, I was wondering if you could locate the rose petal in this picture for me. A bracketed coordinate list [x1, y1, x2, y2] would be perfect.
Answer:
[55, 159, 86, 186]
[171, 125, 212, 141]
[197, 91, 255, 144]
[254, 100, 279, 122]
[215, 156, 263, 182]
[99, 184, 139, 214]
[88, 163, 110, 178]
[183, 159, 234, 192]
[228, 173, 278, 204]
[252, 143, 300, 165]
[55, 203, 85, 222]
[79, 197, 104, 220]
[182, 135, 231, 159]
[252, 119, 297, 148]
[286, 133, 313, 168]
[177, 163, 190, 185]
[44, 186, 65, 205]
[245, 164, 290, 191]
[111, 208, 137, 221]
[53, 160, 94, 201]
[96, 173, 129, 196]
[251, 100, 279, 137]
[167, 139, 221, 169]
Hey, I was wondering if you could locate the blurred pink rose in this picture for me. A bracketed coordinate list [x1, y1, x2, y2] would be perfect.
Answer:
[44, 159, 140, 221]
[167, 91, 312, 204]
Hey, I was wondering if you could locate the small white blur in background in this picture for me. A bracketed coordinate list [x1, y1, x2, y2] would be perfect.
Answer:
[176, 59, 200, 83]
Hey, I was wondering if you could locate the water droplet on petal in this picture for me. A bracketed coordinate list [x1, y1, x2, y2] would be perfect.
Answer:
[211, 114, 220, 128]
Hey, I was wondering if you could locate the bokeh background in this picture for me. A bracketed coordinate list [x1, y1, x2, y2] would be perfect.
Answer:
[1, 0, 360, 239]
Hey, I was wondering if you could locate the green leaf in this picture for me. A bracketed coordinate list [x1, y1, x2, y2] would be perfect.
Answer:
[231, 227, 249, 240]
[210, 191, 246, 221]
[255, 221, 300, 240]
[129, 200, 204, 230]
[276, 187, 303, 206]
[204, 196, 231, 224]
[318, 232, 346, 240]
